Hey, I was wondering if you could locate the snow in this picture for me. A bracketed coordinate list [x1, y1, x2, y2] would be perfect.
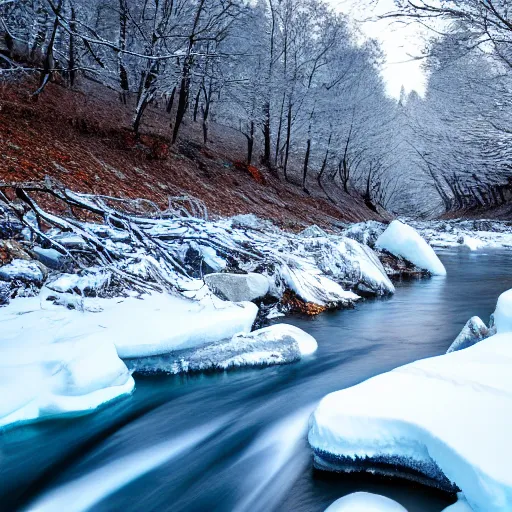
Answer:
[442, 494, 474, 512]
[126, 323, 317, 374]
[0, 333, 134, 431]
[0, 258, 44, 283]
[446, 316, 490, 353]
[1, 291, 258, 359]
[492, 289, 512, 334]
[343, 221, 386, 248]
[376, 220, 447, 276]
[0, 288, 259, 428]
[205, 272, 270, 302]
[460, 236, 484, 251]
[309, 327, 512, 512]
[410, 220, 512, 250]
[279, 262, 360, 306]
[324, 493, 407, 512]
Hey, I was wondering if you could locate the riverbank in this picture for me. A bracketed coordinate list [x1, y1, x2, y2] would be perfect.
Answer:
[2, 248, 511, 511]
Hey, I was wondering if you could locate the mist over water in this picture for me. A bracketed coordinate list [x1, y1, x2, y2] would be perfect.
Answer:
[3, 249, 512, 512]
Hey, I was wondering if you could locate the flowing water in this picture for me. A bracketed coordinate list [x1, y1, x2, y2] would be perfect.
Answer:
[2, 249, 512, 512]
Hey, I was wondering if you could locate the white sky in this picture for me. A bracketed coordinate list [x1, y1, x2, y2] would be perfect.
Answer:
[327, 0, 429, 98]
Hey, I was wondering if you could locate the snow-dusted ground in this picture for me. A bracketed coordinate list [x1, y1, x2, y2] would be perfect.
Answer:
[409, 219, 512, 250]
[309, 290, 512, 512]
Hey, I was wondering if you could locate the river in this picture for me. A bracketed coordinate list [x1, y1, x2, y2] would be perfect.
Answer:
[2, 249, 512, 512]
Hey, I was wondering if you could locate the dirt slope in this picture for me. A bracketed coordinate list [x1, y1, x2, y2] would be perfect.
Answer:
[0, 78, 384, 230]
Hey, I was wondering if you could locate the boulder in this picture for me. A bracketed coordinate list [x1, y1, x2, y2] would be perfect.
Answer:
[32, 246, 72, 271]
[126, 323, 317, 374]
[0, 259, 44, 284]
[205, 272, 270, 302]
[376, 220, 447, 276]
[343, 221, 386, 248]
[446, 316, 490, 353]
[0, 281, 10, 306]
[301, 225, 328, 238]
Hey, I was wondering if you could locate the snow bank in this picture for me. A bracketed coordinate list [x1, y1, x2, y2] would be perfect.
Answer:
[493, 289, 512, 334]
[0, 334, 134, 431]
[126, 323, 317, 374]
[324, 493, 407, 512]
[376, 220, 446, 276]
[0, 289, 258, 428]
[1, 291, 258, 360]
[309, 330, 512, 511]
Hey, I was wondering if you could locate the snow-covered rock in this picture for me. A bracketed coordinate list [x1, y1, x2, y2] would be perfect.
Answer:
[0, 334, 134, 431]
[0, 281, 9, 305]
[313, 237, 394, 296]
[458, 236, 484, 251]
[492, 289, 512, 334]
[376, 220, 446, 276]
[410, 219, 512, 251]
[126, 323, 317, 374]
[301, 225, 328, 238]
[204, 272, 270, 303]
[0, 258, 44, 284]
[343, 221, 386, 248]
[324, 493, 407, 512]
[46, 268, 112, 295]
[446, 316, 490, 353]
[309, 327, 512, 511]
[33, 247, 71, 271]
[279, 261, 360, 308]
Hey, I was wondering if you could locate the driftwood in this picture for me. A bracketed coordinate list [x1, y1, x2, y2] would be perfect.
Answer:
[0, 177, 267, 295]
[0, 177, 375, 311]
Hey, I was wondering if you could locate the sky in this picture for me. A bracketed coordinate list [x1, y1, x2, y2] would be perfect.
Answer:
[327, 0, 429, 98]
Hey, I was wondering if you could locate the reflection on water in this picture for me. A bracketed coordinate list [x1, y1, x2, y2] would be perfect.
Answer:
[2, 249, 512, 512]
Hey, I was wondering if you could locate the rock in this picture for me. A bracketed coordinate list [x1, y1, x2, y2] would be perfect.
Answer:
[0, 239, 32, 265]
[301, 225, 328, 238]
[457, 235, 484, 251]
[205, 272, 270, 302]
[126, 324, 317, 374]
[343, 221, 386, 248]
[0, 259, 44, 284]
[376, 220, 447, 276]
[447, 316, 490, 353]
[32, 247, 72, 271]
[0, 281, 10, 306]
[230, 213, 274, 231]
[52, 233, 88, 249]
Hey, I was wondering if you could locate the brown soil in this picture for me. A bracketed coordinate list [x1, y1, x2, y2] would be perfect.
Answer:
[0, 77, 384, 230]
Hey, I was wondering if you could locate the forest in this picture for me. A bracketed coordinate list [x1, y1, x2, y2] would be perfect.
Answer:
[2, 0, 511, 218]
[1, 2, 512, 512]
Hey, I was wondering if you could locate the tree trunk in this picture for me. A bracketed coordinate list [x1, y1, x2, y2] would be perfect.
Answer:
[283, 100, 292, 181]
[302, 138, 311, 192]
[247, 121, 254, 164]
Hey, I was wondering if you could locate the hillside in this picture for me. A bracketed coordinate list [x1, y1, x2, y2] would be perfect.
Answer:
[0, 78, 384, 229]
